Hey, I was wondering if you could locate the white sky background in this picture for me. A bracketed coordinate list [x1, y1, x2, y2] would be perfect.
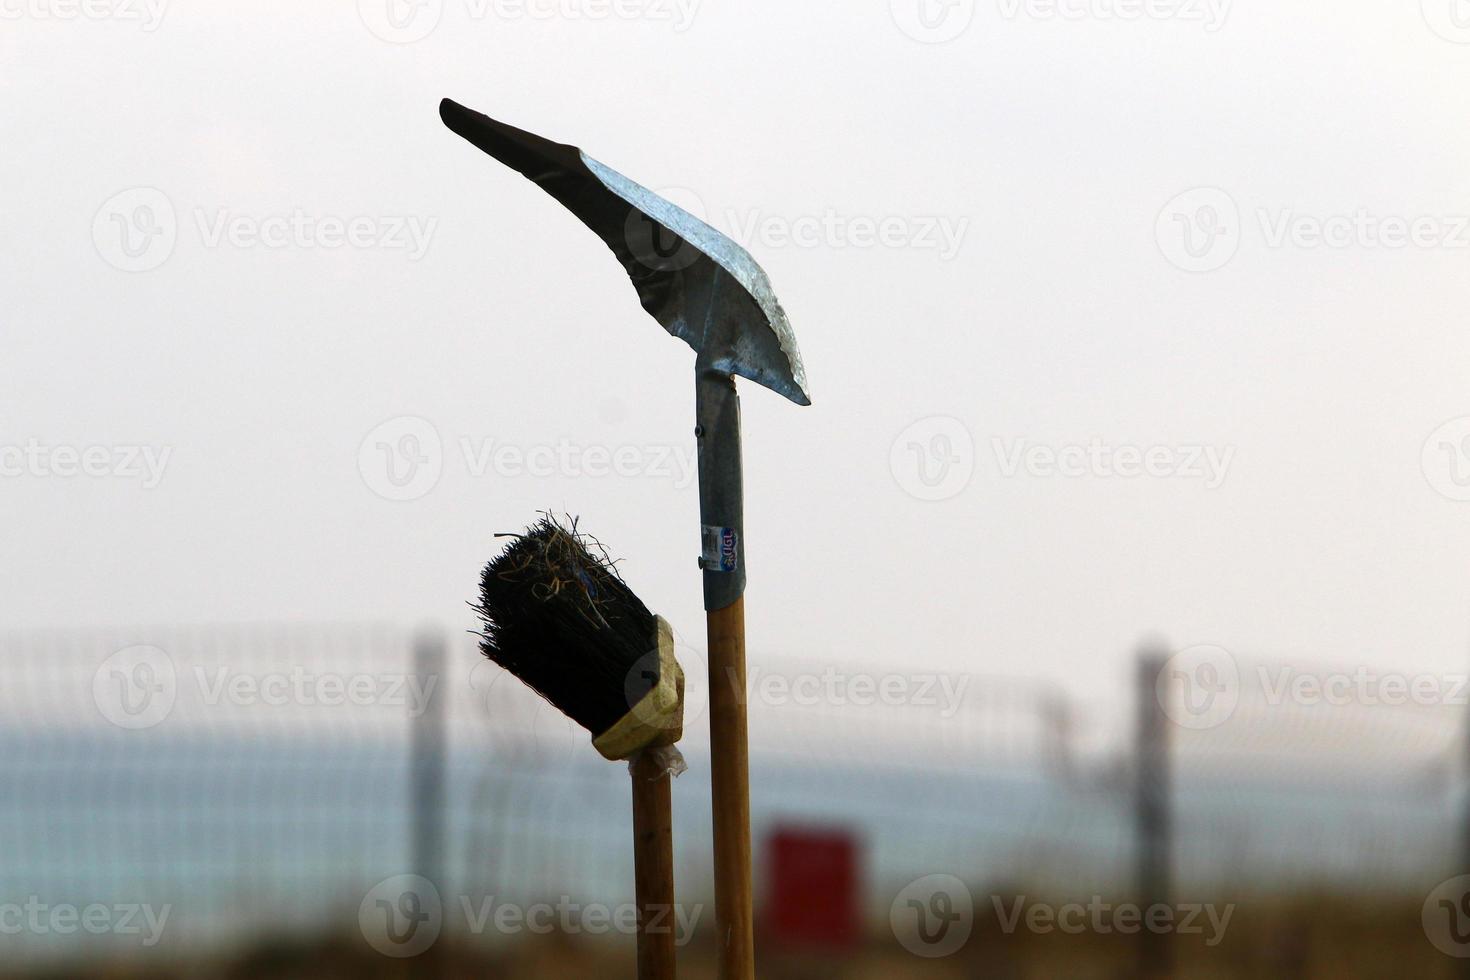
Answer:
[5, 0, 1470, 722]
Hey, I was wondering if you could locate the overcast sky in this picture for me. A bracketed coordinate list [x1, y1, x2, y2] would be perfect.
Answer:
[6, 0, 1470, 722]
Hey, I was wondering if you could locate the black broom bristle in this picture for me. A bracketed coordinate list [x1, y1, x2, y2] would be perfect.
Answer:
[474, 514, 659, 737]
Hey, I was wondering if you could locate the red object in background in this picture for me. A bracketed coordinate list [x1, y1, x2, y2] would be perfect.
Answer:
[765, 825, 862, 948]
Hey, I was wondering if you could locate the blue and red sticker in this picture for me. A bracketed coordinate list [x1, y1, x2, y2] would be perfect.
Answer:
[701, 525, 739, 573]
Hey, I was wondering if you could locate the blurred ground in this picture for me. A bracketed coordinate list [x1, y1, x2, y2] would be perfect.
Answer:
[2, 893, 1449, 979]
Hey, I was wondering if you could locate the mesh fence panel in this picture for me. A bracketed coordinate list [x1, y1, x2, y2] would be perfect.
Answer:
[2, 626, 1463, 967]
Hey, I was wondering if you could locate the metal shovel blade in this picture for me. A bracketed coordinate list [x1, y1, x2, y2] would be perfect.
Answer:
[440, 98, 810, 407]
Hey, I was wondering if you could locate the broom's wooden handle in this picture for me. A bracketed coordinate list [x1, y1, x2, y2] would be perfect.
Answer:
[631, 750, 678, 980]
[707, 596, 753, 979]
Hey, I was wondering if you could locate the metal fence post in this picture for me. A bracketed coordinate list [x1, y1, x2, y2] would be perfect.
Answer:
[412, 629, 448, 968]
[1137, 641, 1172, 979]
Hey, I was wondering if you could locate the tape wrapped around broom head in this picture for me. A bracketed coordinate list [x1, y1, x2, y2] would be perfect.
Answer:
[592, 616, 684, 762]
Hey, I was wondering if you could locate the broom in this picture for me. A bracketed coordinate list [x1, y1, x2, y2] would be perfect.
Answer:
[475, 515, 685, 979]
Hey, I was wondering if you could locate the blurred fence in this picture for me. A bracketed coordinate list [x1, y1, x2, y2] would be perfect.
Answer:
[0, 623, 1465, 967]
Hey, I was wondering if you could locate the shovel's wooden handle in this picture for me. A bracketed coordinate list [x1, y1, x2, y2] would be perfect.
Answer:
[707, 596, 753, 979]
[631, 751, 678, 980]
